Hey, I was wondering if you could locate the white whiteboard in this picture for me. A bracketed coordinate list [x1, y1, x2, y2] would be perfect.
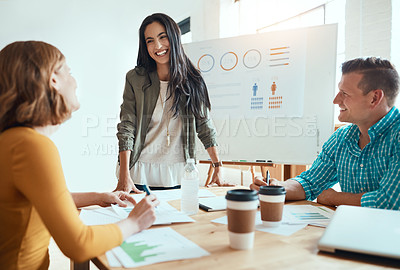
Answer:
[184, 24, 337, 165]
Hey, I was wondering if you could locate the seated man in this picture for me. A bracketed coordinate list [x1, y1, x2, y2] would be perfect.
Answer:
[251, 57, 400, 210]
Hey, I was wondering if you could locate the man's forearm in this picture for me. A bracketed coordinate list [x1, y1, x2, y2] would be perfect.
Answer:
[335, 192, 363, 206]
[318, 190, 363, 207]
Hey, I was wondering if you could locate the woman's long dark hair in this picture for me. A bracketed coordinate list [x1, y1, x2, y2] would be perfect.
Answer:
[137, 13, 211, 119]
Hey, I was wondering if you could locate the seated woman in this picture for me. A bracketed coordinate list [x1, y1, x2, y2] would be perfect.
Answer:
[0, 41, 159, 269]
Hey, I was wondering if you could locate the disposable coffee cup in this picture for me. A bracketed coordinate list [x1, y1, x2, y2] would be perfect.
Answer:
[259, 186, 286, 227]
[225, 189, 259, 250]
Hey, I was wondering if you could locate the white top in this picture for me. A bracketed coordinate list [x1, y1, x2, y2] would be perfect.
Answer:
[131, 81, 185, 187]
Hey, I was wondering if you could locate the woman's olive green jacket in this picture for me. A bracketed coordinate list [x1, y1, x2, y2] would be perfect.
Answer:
[117, 67, 218, 169]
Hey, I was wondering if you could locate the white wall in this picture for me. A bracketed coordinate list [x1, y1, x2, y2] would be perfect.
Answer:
[345, 0, 400, 108]
[391, 0, 400, 69]
[0, 0, 213, 192]
[345, 0, 392, 60]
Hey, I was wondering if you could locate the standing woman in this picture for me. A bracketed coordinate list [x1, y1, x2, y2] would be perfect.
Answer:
[115, 13, 230, 193]
[0, 41, 159, 269]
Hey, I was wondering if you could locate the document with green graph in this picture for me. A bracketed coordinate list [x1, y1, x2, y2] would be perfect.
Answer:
[108, 227, 209, 268]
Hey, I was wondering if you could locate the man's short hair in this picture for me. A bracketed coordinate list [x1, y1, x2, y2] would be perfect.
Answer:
[342, 57, 399, 107]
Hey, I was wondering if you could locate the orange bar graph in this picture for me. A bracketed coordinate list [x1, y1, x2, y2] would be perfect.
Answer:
[270, 46, 290, 50]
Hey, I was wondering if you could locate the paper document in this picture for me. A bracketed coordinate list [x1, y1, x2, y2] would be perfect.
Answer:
[111, 201, 195, 225]
[212, 212, 307, 236]
[106, 250, 122, 267]
[199, 196, 226, 212]
[80, 201, 195, 226]
[80, 207, 121, 225]
[255, 219, 307, 236]
[211, 205, 334, 236]
[283, 205, 334, 227]
[130, 189, 216, 203]
[111, 227, 209, 268]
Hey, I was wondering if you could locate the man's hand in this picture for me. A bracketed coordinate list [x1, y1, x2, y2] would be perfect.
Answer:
[317, 188, 338, 206]
[249, 176, 281, 191]
[317, 188, 363, 207]
[250, 177, 306, 201]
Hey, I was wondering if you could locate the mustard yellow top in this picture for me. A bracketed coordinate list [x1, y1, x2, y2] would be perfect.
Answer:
[0, 127, 123, 270]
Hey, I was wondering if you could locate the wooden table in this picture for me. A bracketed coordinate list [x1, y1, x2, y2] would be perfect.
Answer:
[73, 187, 400, 270]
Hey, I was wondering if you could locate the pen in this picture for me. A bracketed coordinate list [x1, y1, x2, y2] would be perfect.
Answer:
[266, 170, 270, 186]
[143, 184, 152, 195]
[142, 184, 157, 208]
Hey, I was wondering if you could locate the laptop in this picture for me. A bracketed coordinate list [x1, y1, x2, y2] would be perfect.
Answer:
[318, 205, 400, 260]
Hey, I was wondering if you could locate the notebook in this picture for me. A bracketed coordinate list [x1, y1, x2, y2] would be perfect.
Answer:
[318, 205, 400, 260]
[199, 196, 226, 212]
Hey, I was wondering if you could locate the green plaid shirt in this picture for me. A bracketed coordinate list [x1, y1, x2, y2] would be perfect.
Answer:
[295, 107, 400, 210]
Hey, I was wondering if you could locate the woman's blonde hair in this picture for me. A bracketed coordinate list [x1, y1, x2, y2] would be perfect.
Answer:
[0, 41, 72, 132]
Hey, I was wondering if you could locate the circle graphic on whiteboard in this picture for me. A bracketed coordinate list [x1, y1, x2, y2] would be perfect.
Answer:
[220, 52, 238, 71]
[243, 49, 261, 69]
[197, 54, 215, 72]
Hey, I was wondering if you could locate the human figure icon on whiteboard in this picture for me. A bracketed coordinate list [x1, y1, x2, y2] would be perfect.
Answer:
[250, 82, 263, 110]
[268, 82, 282, 110]
[271, 81, 277, 95]
[252, 83, 258, 96]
